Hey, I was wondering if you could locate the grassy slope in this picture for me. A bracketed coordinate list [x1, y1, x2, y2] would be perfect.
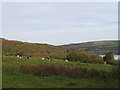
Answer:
[2, 56, 118, 88]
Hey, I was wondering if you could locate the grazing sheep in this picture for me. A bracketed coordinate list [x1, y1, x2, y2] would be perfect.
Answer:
[27, 55, 31, 59]
[46, 57, 52, 61]
[42, 57, 52, 61]
[48, 58, 52, 61]
[65, 60, 68, 62]
[42, 57, 45, 60]
[19, 55, 22, 58]
[17, 55, 19, 57]
[17, 55, 22, 58]
[46, 57, 49, 60]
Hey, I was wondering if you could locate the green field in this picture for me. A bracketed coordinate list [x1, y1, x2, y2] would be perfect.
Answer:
[2, 56, 118, 88]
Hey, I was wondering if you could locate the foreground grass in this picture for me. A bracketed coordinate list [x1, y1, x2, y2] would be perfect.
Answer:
[3, 71, 118, 88]
[2, 56, 118, 88]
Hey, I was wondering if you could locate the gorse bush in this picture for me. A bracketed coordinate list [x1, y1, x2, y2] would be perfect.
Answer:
[20, 64, 67, 76]
[20, 63, 115, 79]
[103, 51, 114, 61]
[66, 52, 104, 64]
[106, 60, 118, 65]
[103, 52, 120, 66]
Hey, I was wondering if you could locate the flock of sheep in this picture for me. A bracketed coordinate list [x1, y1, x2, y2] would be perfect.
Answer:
[16, 54, 69, 62]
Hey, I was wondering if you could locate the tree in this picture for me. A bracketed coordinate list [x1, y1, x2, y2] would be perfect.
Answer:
[66, 52, 79, 61]
[66, 52, 104, 64]
[103, 51, 114, 61]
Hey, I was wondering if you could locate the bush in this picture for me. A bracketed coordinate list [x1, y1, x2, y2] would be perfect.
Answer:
[106, 60, 118, 65]
[66, 52, 79, 61]
[103, 51, 114, 61]
[118, 60, 120, 66]
[20, 64, 66, 76]
[20, 63, 110, 79]
[66, 52, 104, 64]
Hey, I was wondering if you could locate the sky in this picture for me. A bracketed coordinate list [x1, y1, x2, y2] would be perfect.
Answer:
[1, 2, 118, 45]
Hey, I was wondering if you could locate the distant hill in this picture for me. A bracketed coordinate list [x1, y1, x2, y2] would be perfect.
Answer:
[62, 40, 119, 54]
[1, 38, 119, 59]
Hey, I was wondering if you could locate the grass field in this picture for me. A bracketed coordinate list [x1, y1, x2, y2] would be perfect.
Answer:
[2, 56, 118, 88]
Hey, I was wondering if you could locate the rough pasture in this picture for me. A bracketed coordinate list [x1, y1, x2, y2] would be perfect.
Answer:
[2, 56, 119, 88]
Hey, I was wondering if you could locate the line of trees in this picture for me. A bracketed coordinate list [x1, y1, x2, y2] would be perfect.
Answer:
[66, 52, 104, 64]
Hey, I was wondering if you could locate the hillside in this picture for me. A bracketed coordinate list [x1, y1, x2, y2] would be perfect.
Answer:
[1, 38, 119, 58]
[1, 38, 67, 59]
[62, 40, 119, 54]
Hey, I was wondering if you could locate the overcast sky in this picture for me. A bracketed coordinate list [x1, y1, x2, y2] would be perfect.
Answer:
[2, 2, 118, 45]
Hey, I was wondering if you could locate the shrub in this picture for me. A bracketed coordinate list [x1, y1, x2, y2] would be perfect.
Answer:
[65, 67, 88, 79]
[118, 60, 120, 66]
[66, 52, 104, 64]
[20, 63, 110, 79]
[103, 51, 114, 61]
[106, 60, 118, 65]
[20, 64, 66, 76]
[66, 52, 79, 61]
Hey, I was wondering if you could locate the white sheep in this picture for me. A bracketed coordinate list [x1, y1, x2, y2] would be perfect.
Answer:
[42, 57, 45, 60]
[65, 60, 68, 62]
[17, 55, 19, 58]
